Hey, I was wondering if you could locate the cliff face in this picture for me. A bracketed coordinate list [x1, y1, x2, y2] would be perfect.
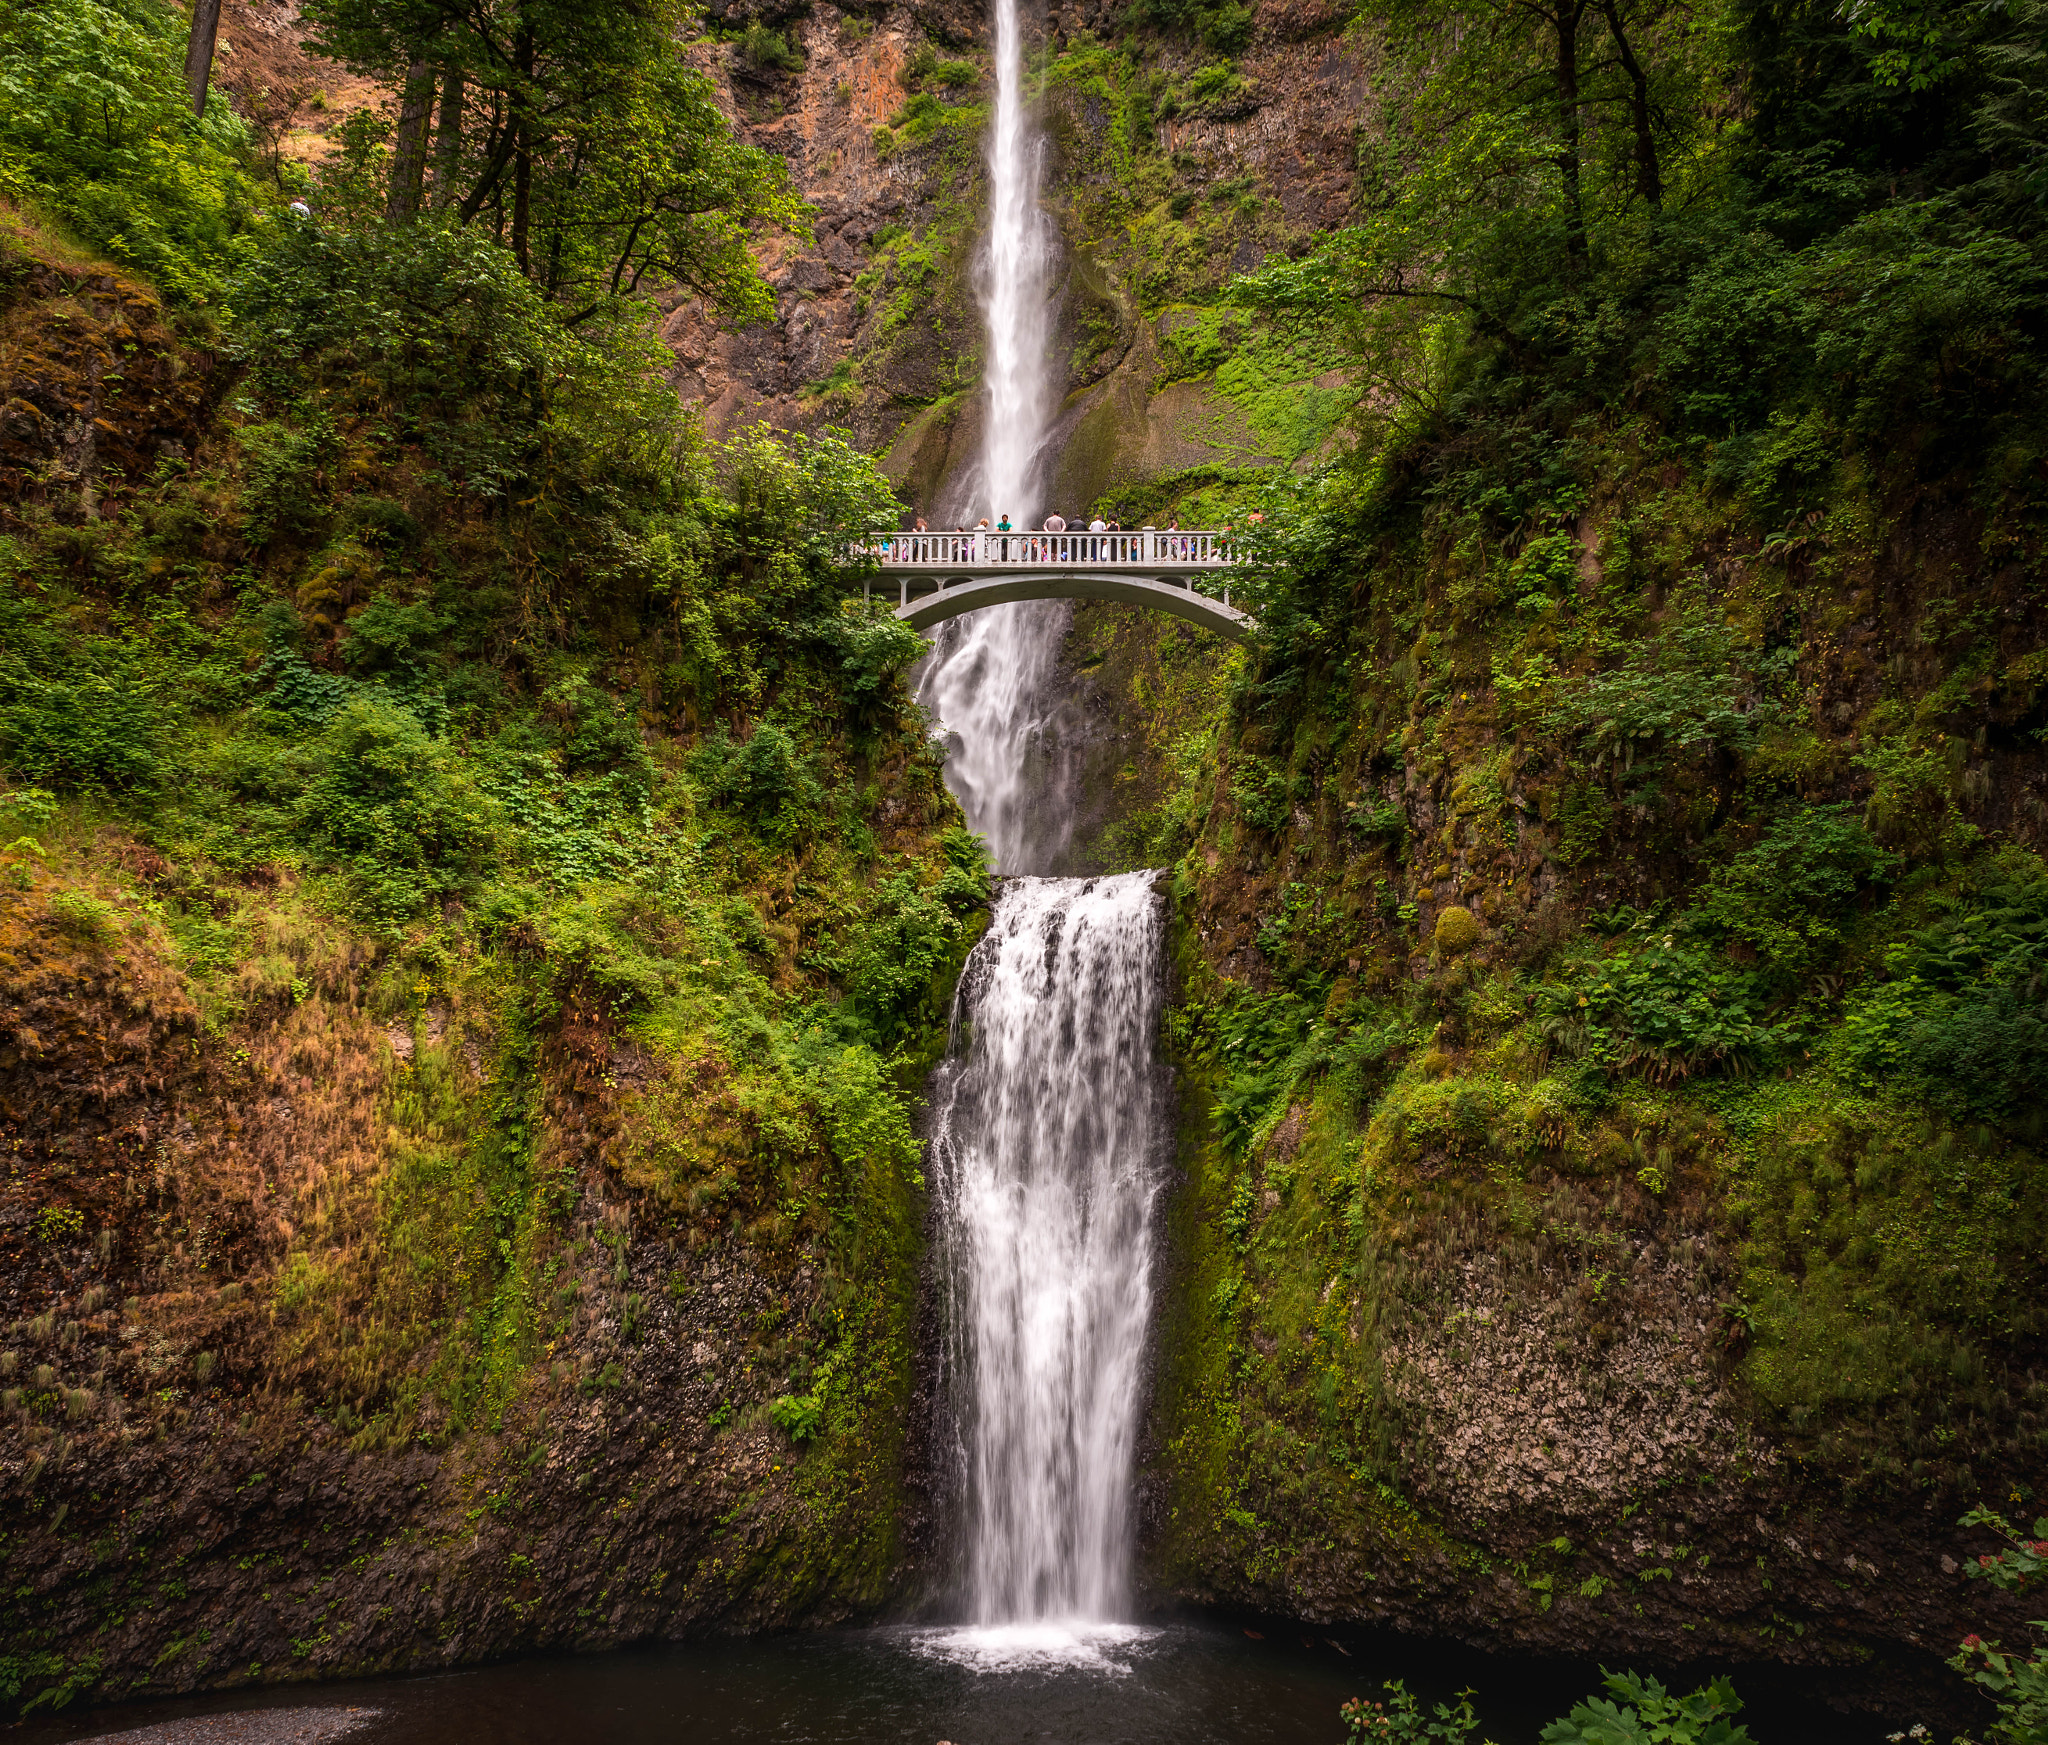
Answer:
[666, 0, 1365, 511]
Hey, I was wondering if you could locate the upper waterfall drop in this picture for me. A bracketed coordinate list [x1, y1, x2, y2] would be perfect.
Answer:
[975, 0, 1054, 528]
[914, 0, 1067, 876]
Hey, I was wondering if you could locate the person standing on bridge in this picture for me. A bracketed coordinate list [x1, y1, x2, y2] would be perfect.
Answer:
[996, 513, 1012, 560]
[1088, 515, 1106, 561]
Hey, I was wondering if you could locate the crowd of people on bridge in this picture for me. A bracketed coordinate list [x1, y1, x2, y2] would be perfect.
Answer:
[876, 513, 1209, 563]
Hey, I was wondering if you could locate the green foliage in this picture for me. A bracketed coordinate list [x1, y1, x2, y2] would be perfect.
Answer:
[1543, 615, 1773, 766]
[0, 1650, 100, 1715]
[1342, 1684, 1488, 1744]
[825, 604, 930, 728]
[1230, 755, 1293, 832]
[740, 22, 804, 73]
[45, 891, 115, 945]
[1547, 940, 1800, 1079]
[0, 0, 268, 304]
[694, 722, 824, 848]
[811, 870, 970, 1048]
[1129, 0, 1253, 55]
[33, 1206, 85, 1243]
[295, 696, 499, 928]
[1179, 984, 1321, 1155]
[0, 587, 167, 794]
[1536, 1672, 1756, 1745]
[1335, 1672, 1756, 1743]
[768, 1388, 826, 1440]
[1691, 806, 1896, 988]
[1947, 1509, 2048, 1745]
[898, 42, 981, 92]
[231, 220, 681, 503]
[1728, 1086, 2048, 1469]
[1832, 856, 2048, 1119]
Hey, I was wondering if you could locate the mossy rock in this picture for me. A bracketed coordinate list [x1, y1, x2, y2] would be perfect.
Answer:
[1433, 905, 1481, 954]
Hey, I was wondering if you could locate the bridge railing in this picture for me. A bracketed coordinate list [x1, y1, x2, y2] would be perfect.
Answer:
[841, 529, 1240, 569]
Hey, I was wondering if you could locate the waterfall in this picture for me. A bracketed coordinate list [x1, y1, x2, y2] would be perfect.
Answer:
[909, 0, 1168, 1671]
[928, 873, 1167, 1644]
[917, 0, 1064, 876]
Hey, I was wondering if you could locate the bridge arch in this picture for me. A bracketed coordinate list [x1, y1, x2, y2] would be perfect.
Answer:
[893, 571, 1252, 643]
[841, 527, 1256, 644]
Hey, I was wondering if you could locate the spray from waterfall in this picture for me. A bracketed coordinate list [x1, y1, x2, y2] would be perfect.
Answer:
[915, 0, 1064, 875]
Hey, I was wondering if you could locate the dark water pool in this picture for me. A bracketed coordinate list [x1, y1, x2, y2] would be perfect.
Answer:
[17, 1617, 1898, 1745]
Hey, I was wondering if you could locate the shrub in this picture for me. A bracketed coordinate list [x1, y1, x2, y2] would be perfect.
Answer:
[294, 696, 498, 926]
[1832, 858, 2048, 1117]
[1537, 1672, 1755, 1745]
[0, 0, 269, 305]
[1339, 1672, 1755, 1745]
[45, 891, 115, 946]
[1691, 805, 1896, 987]
[542, 677, 655, 799]
[1552, 941, 1798, 1079]
[815, 871, 963, 1046]
[826, 604, 928, 729]
[739, 22, 803, 72]
[231, 221, 661, 502]
[694, 721, 823, 847]
[1543, 614, 1768, 767]
[33, 1207, 84, 1244]
[898, 41, 980, 91]
[1131, 0, 1253, 54]
[0, 593, 166, 792]
[1230, 755, 1292, 832]
[768, 1390, 824, 1441]
[1948, 1508, 2048, 1745]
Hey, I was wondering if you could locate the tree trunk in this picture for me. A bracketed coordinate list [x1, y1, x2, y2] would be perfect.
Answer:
[387, 57, 435, 221]
[510, 26, 534, 275]
[183, 0, 222, 116]
[1600, 0, 1663, 207]
[1553, 0, 1588, 262]
[431, 65, 465, 209]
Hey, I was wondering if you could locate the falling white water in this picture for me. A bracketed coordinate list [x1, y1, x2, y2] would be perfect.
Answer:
[926, 874, 1167, 1657]
[915, 0, 1065, 875]
[973, 0, 1053, 527]
[914, 603, 1072, 872]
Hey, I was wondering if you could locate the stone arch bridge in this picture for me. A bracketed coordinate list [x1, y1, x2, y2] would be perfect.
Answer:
[840, 529, 1254, 643]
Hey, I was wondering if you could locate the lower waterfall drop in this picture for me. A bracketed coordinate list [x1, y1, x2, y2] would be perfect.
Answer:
[927, 871, 1168, 1653]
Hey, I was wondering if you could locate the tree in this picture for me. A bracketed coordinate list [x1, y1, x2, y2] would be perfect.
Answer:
[303, 0, 804, 321]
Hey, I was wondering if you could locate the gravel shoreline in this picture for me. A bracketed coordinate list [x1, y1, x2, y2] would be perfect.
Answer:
[69, 1708, 383, 1745]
